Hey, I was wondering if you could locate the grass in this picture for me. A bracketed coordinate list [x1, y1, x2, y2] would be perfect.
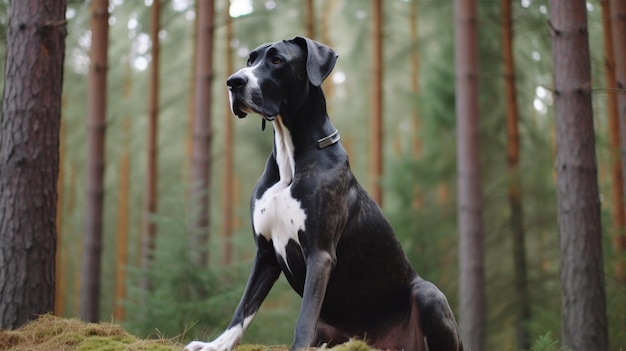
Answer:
[0, 315, 180, 351]
[0, 315, 375, 351]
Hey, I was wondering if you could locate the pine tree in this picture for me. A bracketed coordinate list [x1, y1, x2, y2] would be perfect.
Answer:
[0, 0, 67, 328]
[455, 0, 485, 349]
[549, 1, 609, 349]
[80, 0, 109, 322]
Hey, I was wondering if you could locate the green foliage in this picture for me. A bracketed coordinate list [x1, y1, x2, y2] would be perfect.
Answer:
[529, 332, 572, 351]
[122, 198, 248, 341]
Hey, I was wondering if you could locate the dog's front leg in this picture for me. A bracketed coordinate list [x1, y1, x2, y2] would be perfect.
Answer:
[291, 251, 334, 351]
[185, 239, 281, 351]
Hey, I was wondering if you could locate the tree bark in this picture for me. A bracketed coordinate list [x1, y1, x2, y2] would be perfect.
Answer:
[603, 0, 626, 283]
[410, 0, 421, 156]
[186, 1, 199, 184]
[305, 0, 314, 39]
[454, 0, 485, 349]
[610, 0, 626, 285]
[222, 3, 234, 266]
[141, 0, 161, 288]
[502, 0, 530, 348]
[0, 0, 67, 329]
[55, 116, 67, 316]
[191, 0, 215, 267]
[114, 64, 133, 321]
[114, 118, 131, 321]
[80, 0, 109, 322]
[549, 1, 609, 350]
[369, 0, 384, 206]
[320, 0, 336, 100]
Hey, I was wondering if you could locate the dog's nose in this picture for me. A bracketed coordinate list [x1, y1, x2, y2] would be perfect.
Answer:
[227, 74, 247, 91]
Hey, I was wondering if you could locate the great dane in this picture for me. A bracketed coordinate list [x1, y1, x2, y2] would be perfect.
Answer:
[185, 36, 462, 351]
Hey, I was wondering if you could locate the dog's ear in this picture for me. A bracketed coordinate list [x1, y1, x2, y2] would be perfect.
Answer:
[293, 36, 338, 87]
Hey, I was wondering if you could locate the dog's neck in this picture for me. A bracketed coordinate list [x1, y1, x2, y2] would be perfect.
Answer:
[316, 129, 340, 149]
[277, 86, 339, 153]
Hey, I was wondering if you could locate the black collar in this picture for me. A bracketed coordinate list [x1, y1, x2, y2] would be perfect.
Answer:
[317, 129, 341, 149]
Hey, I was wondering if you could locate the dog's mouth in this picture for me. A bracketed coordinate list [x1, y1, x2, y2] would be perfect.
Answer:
[232, 103, 248, 119]
[229, 91, 277, 122]
[232, 103, 276, 122]
[262, 115, 276, 122]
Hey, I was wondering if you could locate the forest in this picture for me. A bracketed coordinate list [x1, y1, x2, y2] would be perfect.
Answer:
[0, 0, 625, 350]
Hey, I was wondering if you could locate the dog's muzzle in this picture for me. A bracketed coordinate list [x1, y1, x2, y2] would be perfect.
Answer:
[227, 72, 278, 123]
[227, 75, 249, 119]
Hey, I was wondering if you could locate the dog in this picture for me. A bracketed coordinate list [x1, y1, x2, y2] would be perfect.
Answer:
[185, 36, 463, 351]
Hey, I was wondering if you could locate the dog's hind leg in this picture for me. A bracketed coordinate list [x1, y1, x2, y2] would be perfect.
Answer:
[291, 251, 335, 351]
[313, 321, 351, 348]
[412, 278, 463, 351]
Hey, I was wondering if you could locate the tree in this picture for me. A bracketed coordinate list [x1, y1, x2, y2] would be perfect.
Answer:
[602, 0, 626, 284]
[455, 0, 485, 349]
[221, 3, 235, 266]
[501, 0, 530, 348]
[80, 0, 109, 323]
[0, 0, 67, 329]
[305, 0, 314, 39]
[142, 0, 161, 287]
[611, 0, 626, 285]
[55, 116, 67, 316]
[549, 1, 609, 350]
[409, 0, 420, 157]
[369, 0, 383, 206]
[190, 0, 215, 267]
[114, 64, 133, 321]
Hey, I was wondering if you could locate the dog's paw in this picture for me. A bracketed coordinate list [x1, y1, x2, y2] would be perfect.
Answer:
[185, 324, 244, 351]
[184, 341, 222, 351]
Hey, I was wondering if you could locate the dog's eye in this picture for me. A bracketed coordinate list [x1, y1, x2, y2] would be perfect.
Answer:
[271, 57, 282, 65]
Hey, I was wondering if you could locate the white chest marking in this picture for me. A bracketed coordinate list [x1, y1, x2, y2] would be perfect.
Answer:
[252, 117, 306, 271]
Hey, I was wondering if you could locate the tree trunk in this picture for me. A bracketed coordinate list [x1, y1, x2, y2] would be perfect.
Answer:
[305, 0, 314, 39]
[222, 3, 234, 266]
[603, 0, 626, 283]
[611, 0, 626, 284]
[369, 0, 383, 206]
[454, 0, 485, 349]
[320, 0, 336, 101]
[114, 64, 133, 321]
[142, 0, 161, 288]
[55, 116, 67, 316]
[0, 0, 67, 329]
[114, 118, 131, 321]
[410, 0, 421, 156]
[549, 1, 609, 350]
[191, 0, 215, 267]
[186, 1, 198, 184]
[80, 0, 109, 323]
[502, 0, 530, 348]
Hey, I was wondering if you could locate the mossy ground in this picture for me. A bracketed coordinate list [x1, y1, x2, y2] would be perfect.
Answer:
[0, 315, 179, 351]
[0, 315, 375, 351]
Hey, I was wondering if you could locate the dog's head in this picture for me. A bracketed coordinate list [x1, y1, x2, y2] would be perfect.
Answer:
[226, 36, 338, 122]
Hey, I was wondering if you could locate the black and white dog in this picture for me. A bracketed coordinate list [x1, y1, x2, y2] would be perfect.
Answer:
[185, 37, 462, 351]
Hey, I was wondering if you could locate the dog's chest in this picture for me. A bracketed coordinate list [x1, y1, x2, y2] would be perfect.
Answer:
[252, 118, 307, 266]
